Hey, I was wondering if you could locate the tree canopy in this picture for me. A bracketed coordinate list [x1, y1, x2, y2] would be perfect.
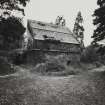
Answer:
[0, 0, 30, 50]
[0, 17, 26, 50]
[92, 0, 105, 44]
[73, 11, 84, 47]
[0, 0, 30, 17]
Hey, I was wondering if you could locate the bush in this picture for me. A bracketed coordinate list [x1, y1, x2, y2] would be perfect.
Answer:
[32, 55, 66, 74]
[8, 49, 27, 65]
[0, 56, 14, 75]
[31, 55, 82, 76]
[80, 45, 99, 63]
[80, 44, 105, 68]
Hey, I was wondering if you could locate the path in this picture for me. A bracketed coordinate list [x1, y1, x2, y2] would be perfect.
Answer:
[0, 66, 105, 105]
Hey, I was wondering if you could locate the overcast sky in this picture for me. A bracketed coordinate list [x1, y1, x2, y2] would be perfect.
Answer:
[24, 0, 97, 46]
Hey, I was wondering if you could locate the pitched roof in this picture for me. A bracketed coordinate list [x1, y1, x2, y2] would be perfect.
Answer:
[27, 19, 79, 44]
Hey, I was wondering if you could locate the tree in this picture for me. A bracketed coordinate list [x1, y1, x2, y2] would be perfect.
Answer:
[0, 0, 30, 50]
[73, 11, 84, 47]
[0, 0, 30, 17]
[91, 0, 105, 44]
[0, 17, 26, 50]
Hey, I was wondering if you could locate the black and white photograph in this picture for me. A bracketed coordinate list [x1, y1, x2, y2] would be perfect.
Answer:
[0, 0, 105, 105]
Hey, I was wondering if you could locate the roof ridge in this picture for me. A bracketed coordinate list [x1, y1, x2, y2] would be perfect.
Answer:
[27, 19, 73, 34]
[28, 19, 70, 29]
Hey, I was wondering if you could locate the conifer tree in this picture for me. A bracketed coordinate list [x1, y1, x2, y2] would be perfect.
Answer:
[92, 0, 105, 44]
[73, 11, 84, 47]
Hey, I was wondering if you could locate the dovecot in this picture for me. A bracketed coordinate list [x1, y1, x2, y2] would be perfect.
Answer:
[25, 19, 81, 65]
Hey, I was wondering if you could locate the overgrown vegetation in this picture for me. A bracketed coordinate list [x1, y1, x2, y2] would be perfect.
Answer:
[80, 45, 99, 63]
[92, 0, 105, 44]
[80, 44, 105, 67]
[0, 0, 30, 75]
[0, 56, 14, 75]
[0, 0, 30, 17]
[0, 17, 25, 50]
[31, 55, 84, 76]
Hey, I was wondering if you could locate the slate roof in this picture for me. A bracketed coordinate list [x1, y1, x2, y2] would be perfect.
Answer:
[27, 19, 79, 44]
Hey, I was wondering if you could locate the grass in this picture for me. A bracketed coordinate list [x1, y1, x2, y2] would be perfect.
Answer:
[30, 61, 83, 76]
[30, 57, 99, 76]
[0, 66, 105, 105]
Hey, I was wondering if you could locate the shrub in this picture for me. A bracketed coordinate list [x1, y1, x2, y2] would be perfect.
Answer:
[8, 49, 27, 65]
[0, 56, 14, 75]
[80, 45, 99, 63]
[32, 55, 66, 74]
[31, 55, 81, 76]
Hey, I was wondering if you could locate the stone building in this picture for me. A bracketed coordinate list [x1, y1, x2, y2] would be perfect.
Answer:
[26, 19, 81, 65]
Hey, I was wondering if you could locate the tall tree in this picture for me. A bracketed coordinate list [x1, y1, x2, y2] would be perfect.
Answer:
[0, 0, 30, 50]
[73, 11, 84, 47]
[0, 0, 30, 17]
[0, 17, 26, 50]
[91, 0, 105, 44]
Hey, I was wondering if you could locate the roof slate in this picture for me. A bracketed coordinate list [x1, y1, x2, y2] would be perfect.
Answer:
[27, 19, 79, 44]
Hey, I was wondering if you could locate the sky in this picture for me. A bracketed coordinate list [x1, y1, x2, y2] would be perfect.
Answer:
[24, 0, 98, 46]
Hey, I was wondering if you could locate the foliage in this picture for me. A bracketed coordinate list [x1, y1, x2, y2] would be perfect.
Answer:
[0, 56, 14, 75]
[31, 55, 82, 76]
[0, 0, 29, 75]
[0, 0, 30, 17]
[0, 0, 30, 50]
[0, 17, 26, 50]
[80, 44, 105, 68]
[9, 49, 27, 65]
[92, 0, 105, 44]
[73, 11, 84, 47]
[80, 45, 99, 63]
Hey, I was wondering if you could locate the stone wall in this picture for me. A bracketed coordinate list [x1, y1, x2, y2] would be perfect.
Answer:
[31, 40, 81, 53]
[24, 38, 81, 66]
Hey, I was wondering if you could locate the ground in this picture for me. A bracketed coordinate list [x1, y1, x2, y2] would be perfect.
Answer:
[0, 66, 105, 105]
